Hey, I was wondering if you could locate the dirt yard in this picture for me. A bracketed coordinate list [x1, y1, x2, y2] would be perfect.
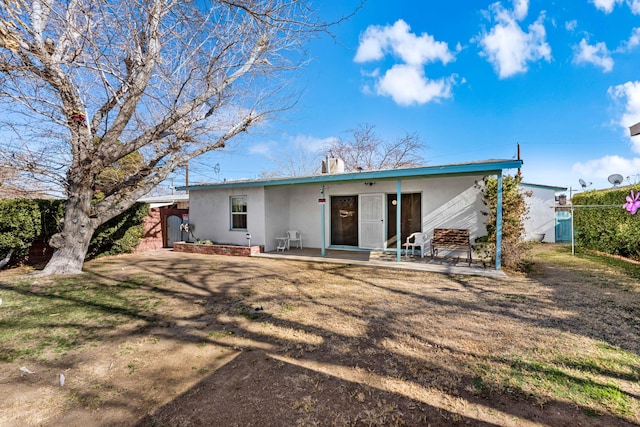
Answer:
[0, 244, 638, 426]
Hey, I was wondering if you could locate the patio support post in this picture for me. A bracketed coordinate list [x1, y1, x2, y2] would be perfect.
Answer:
[397, 179, 402, 262]
[321, 184, 326, 257]
[496, 172, 503, 270]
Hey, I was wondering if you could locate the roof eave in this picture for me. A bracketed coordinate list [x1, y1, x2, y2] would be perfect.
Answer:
[178, 159, 523, 192]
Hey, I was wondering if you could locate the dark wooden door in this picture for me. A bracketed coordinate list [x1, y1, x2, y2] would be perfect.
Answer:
[330, 195, 358, 246]
[386, 193, 421, 249]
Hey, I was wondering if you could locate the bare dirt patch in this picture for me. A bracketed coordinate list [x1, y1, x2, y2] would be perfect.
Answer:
[0, 245, 638, 426]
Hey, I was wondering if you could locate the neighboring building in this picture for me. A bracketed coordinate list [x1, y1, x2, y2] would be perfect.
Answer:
[520, 183, 567, 243]
[136, 194, 189, 251]
[138, 194, 190, 210]
[178, 159, 523, 270]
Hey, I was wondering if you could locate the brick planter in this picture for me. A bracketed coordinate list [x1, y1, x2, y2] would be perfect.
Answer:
[173, 242, 263, 257]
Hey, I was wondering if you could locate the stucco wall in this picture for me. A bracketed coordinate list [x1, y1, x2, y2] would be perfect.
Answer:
[321, 174, 486, 248]
[188, 186, 266, 247]
[521, 185, 557, 243]
[264, 186, 292, 251]
[188, 173, 489, 251]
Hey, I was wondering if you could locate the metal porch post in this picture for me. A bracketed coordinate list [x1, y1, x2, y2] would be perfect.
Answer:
[321, 184, 326, 257]
[397, 179, 402, 262]
[496, 173, 503, 270]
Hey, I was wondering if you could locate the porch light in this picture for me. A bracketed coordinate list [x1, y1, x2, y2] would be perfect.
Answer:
[246, 232, 251, 247]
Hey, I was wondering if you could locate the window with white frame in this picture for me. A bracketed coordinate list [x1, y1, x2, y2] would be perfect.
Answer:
[230, 196, 247, 230]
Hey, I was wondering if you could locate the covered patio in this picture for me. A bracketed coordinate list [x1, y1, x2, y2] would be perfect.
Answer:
[254, 247, 507, 278]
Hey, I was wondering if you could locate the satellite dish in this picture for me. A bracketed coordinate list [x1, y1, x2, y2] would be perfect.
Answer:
[578, 178, 590, 189]
[608, 173, 624, 186]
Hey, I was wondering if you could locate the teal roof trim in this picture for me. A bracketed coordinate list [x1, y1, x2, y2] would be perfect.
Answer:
[520, 182, 567, 191]
[178, 159, 523, 191]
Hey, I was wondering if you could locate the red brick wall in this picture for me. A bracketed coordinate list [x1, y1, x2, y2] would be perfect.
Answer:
[135, 206, 189, 252]
[135, 208, 164, 252]
[173, 242, 264, 256]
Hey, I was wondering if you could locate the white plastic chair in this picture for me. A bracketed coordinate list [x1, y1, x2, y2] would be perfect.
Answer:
[286, 230, 302, 249]
[402, 232, 427, 258]
[276, 237, 288, 252]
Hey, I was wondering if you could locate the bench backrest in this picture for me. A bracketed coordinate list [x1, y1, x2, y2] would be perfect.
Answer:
[432, 228, 469, 245]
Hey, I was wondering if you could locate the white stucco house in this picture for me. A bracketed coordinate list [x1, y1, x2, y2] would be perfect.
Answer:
[178, 158, 524, 270]
[520, 182, 567, 243]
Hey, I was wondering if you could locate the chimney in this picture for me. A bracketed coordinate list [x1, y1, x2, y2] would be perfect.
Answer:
[322, 157, 345, 174]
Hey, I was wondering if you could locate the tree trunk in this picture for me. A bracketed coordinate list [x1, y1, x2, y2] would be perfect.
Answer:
[38, 190, 97, 276]
[0, 249, 14, 269]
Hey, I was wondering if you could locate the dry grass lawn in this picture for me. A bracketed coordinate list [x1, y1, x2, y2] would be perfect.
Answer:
[0, 244, 639, 426]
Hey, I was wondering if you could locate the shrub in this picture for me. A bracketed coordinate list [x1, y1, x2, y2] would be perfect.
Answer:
[86, 203, 149, 259]
[476, 174, 531, 271]
[0, 199, 43, 260]
[572, 187, 640, 260]
[0, 199, 148, 266]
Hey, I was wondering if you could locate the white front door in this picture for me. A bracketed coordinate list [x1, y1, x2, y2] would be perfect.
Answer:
[166, 215, 185, 247]
[359, 193, 385, 249]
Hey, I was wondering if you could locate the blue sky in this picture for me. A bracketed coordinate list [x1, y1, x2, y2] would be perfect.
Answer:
[174, 0, 640, 193]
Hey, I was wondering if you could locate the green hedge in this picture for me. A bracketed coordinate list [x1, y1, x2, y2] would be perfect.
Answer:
[86, 203, 148, 259]
[0, 199, 149, 266]
[572, 187, 640, 260]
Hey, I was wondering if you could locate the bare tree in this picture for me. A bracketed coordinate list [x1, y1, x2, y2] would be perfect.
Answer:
[266, 137, 332, 177]
[0, 0, 358, 275]
[328, 123, 426, 172]
[0, 163, 48, 198]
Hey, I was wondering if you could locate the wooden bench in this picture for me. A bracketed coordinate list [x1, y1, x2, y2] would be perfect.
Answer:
[431, 228, 472, 265]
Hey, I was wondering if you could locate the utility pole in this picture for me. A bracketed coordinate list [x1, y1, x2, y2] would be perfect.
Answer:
[517, 143, 521, 177]
[185, 162, 189, 194]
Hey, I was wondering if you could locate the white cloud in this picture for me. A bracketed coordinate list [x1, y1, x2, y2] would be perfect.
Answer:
[608, 80, 640, 152]
[249, 134, 334, 158]
[572, 155, 640, 181]
[571, 81, 640, 186]
[289, 134, 337, 152]
[249, 142, 272, 155]
[513, 0, 529, 20]
[618, 27, 640, 52]
[476, 2, 551, 79]
[376, 65, 455, 106]
[590, 0, 622, 13]
[573, 38, 614, 72]
[354, 19, 455, 66]
[354, 19, 457, 106]
[590, 0, 640, 14]
[565, 20, 578, 31]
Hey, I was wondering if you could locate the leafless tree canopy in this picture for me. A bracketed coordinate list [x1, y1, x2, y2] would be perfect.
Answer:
[0, 0, 358, 274]
[328, 123, 427, 172]
[0, 164, 48, 198]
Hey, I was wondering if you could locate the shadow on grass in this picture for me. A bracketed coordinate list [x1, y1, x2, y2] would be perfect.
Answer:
[1, 245, 638, 425]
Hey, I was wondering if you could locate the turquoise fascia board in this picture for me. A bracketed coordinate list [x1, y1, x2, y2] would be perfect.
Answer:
[178, 159, 523, 191]
[520, 182, 567, 191]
